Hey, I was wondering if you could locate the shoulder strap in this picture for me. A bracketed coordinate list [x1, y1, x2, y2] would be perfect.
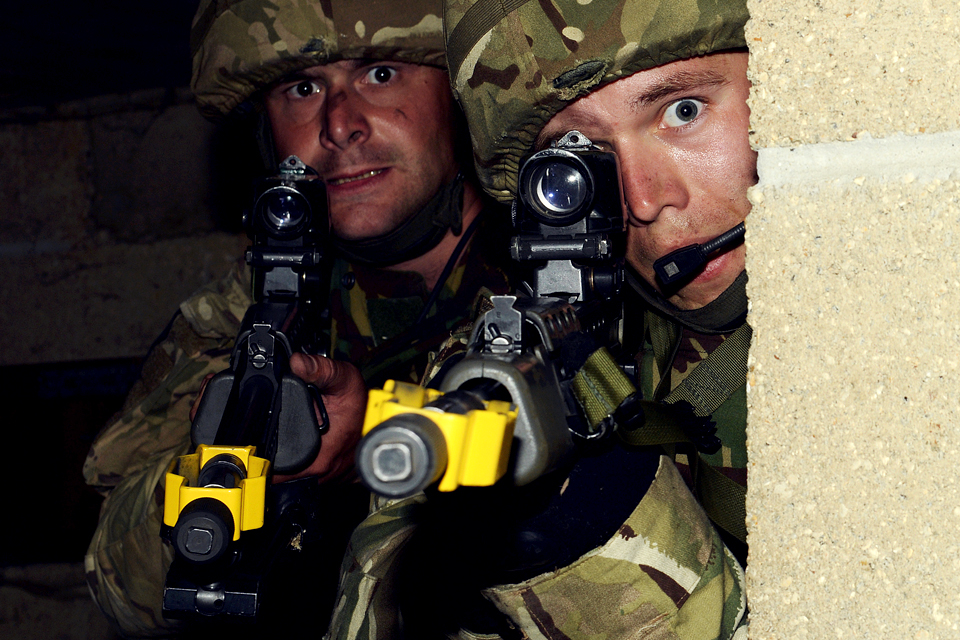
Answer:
[573, 311, 750, 543]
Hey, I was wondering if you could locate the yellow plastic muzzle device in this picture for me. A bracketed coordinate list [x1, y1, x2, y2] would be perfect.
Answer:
[163, 444, 270, 564]
[357, 380, 517, 498]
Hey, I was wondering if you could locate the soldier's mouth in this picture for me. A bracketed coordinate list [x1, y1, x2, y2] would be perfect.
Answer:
[328, 169, 385, 186]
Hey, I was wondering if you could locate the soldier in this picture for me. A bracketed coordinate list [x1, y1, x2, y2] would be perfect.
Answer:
[83, 0, 512, 636]
[324, 0, 753, 637]
[446, 0, 754, 563]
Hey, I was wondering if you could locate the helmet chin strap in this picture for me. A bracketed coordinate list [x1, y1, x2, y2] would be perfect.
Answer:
[627, 269, 748, 335]
[332, 173, 465, 267]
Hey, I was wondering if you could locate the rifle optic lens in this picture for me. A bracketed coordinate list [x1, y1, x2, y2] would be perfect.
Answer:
[521, 155, 592, 225]
[257, 185, 309, 237]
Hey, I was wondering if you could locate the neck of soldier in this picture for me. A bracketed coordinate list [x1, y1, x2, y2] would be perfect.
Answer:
[386, 180, 483, 291]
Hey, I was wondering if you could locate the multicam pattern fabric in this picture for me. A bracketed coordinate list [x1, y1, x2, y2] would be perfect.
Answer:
[443, 0, 749, 202]
[325, 457, 746, 639]
[655, 327, 747, 488]
[636, 308, 748, 553]
[83, 221, 511, 637]
[192, 0, 447, 119]
[84, 266, 247, 637]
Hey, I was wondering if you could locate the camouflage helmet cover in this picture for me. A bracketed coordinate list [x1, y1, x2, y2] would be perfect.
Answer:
[192, 0, 446, 120]
[445, 0, 749, 202]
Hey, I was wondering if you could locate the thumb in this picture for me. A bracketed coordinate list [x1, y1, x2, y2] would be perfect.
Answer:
[290, 353, 362, 395]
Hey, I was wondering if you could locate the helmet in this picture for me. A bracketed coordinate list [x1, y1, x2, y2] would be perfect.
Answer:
[444, 0, 749, 203]
[192, 0, 446, 120]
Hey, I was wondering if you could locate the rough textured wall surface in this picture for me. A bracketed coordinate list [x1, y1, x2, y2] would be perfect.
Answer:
[746, 1, 960, 638]
[747, 0, 960, 147]
[0, 92, 250, 366]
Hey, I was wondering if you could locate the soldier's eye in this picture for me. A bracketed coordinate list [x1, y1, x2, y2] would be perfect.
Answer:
[290, 80, 320, 98]
[663, 99, 704, 127]
[366, 66, 396, 84]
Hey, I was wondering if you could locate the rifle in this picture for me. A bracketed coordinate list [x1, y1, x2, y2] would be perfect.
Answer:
[160, 156, 333, 619]
[356, 131, 629, 498]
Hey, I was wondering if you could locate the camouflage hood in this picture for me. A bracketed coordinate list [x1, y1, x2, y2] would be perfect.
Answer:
[192, 0, 446, 120]
[444, 0, 749, 202]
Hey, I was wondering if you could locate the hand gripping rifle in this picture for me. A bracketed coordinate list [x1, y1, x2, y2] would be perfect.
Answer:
[160, 156, 332, 619]
[356, 131, 629, 498]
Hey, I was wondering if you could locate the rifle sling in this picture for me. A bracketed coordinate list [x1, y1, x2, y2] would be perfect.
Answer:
[570, 313, 751, 543]
[653, 313, 752, 417]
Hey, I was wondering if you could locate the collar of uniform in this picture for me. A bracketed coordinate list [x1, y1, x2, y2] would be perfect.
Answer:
[330, 211, 512, 349]
[627, 269, 748, 335]
[333, 259, 433, 348]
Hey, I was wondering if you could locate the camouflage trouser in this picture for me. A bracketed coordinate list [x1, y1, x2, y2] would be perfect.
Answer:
[325, 455, 747, 640]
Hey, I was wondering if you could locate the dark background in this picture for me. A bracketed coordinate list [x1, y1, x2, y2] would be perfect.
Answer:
[2, 2, 196, 110]
[1, 1, 198, 565]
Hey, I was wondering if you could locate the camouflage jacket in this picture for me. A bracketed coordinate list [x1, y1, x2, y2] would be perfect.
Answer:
[323, 305, 749, 639]
[634, 307, 750, 564]
[325, 456, 746, 640]
[83, 216, 512, 638]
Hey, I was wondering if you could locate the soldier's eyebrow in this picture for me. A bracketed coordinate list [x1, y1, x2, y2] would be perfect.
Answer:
[533, 68, 730, 150]
[278, 71, 313, 84]
[628, 69, 729, 110]
[273, 59, 393, 87]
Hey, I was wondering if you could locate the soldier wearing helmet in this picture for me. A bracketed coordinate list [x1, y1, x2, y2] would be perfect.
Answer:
[324, 0, 753, 638]
[445, 0, 754, 559]
[83, 0, 514, 636]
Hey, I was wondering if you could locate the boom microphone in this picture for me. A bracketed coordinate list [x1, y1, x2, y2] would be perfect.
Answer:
[653, 222, 745, 288]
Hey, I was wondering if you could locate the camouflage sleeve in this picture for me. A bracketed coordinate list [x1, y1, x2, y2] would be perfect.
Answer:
[481, 457, 747, 640]
[324, 495, 425, 640]
[325, 457, 747, 640]
[83, 262, 248, 637]
[82, 320, 229, 637]
[82, 314, 234, 494]
[85, 444, 186, 637]
[83, 260, 248, 492]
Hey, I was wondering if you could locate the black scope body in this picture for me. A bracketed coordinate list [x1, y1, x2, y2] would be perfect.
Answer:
[514, 131, 624, 241]
[246, 155, 328, 247]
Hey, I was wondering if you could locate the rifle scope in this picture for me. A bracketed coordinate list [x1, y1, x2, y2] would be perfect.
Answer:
[516, 130, 622, 231]
[247, 155, 326, 242]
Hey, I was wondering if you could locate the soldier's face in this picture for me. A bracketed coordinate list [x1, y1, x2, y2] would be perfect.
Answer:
[265, 60, 459, 241]
[539, 52, 757, 310]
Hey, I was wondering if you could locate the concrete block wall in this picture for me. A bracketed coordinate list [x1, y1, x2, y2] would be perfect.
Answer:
[745, 1, 960, 637]
[0, 90, 250, 366]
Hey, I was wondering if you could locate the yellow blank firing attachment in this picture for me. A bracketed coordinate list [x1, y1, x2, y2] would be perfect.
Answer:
[359, 380, 517, 497]
[164, 444, 270, 544]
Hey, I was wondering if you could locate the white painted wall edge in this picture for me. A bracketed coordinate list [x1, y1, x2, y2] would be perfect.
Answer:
[756, 130, 960, 186]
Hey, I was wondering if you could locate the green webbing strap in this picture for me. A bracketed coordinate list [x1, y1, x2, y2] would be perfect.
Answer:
[615, 318, 751, 448]
[571, 348, 690, 444]
[567, 318, 751, 542]
[663, 321, 752, 416]
[571, 347, 633, 429]
[446, 0, 534, 82]
[648, 312, 681, 399]
[695, 456, 748, 543]
[654, 314, 751, 543]
[627, 313, 752, 543]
